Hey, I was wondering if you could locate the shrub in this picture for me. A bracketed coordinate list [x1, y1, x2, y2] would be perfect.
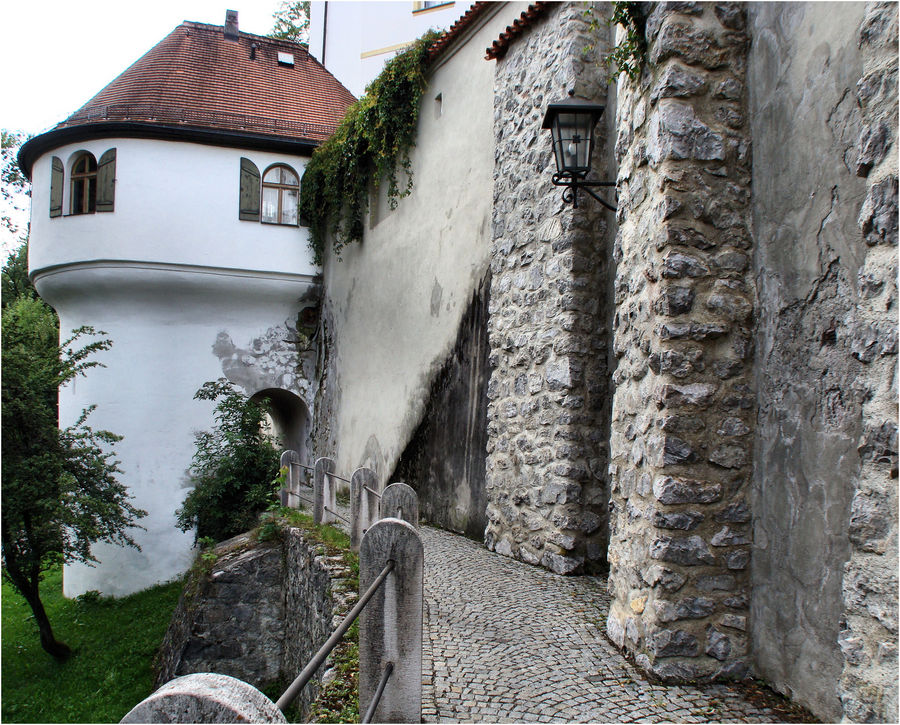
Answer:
[175, 379, 280, 542]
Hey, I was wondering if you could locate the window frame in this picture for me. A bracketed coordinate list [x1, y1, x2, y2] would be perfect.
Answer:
[260, 163, 300, 226]
[70, 151, 98, 215]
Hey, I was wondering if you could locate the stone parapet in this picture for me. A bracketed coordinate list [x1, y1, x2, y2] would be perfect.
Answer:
[485, 1, 613, 574]
[606, 2, 753, 682]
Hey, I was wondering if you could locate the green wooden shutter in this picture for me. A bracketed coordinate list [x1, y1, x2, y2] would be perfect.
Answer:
[96, 149, 116, 212]
[239, 158, 260, 221]
[49, 157, 63, 218]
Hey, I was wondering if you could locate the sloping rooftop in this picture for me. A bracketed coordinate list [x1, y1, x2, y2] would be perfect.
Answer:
[56, 20, 356, 143]
[484, 3, 551, 60]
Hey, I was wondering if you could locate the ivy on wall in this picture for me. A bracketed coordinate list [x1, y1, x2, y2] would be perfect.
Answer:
[583, 1, 648, 81]
[299, 30, 442, 264]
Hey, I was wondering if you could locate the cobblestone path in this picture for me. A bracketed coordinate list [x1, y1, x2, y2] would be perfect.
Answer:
[420, 525, 807, 724]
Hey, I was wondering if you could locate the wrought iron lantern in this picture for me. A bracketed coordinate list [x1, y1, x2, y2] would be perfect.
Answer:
[542, 90, 616, 210]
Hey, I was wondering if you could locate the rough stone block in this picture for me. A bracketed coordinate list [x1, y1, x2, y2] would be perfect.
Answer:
[708, 444, 747, 469]
[659, 383, 718, 408]
[651, 21, 728, 69]
[650, 64, 709, 104]
[654, 476, 723, 504]
[648, 102, 726, 164]
[653, 596, 716, 622]
[655, 285, 695, 315]
[710, 526, 749, 546]
[637, 558, 685, 588]
[654, 500, 705, 529]
[859, 175, 898, 246]
[649, 628, 700, 657]
[661, 251, 710, 278]
[650, 535, 716, 565]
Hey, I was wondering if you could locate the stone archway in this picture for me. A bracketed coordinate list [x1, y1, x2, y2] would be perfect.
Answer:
[251, 388, 311, 462]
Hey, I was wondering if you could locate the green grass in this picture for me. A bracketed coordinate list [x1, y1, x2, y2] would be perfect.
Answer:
[2, 567, 183, 723]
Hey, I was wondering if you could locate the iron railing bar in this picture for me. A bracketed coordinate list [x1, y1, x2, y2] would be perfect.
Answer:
[275, 560, 395, 712]
[324, 506, 350, 524]
[330, 472, 351, 483]
[363, 485, 383, 499]
[361, 662, 394, 724]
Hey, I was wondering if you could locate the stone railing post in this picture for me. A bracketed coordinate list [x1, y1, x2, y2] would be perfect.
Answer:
[279, 450, 300, 508]
[120, 673, 285, 723]
[350, 467, 380, 551]
[313, 456, 337, 525]
[359, 518, 423, 724]
[381, 483, 419, 528]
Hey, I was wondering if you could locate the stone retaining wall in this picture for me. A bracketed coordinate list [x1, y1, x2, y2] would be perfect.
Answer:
[155, 526, 355, 716]
[606, 2, 754, 683]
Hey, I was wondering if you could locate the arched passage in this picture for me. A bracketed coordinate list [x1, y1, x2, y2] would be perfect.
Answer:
[250, 388, 310, 461]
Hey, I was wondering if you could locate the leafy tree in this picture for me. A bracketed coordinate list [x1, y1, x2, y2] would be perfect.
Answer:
[2, 129, 32, 237]
[1, 296, 146, 659]
[176, 379, 281, 542]
[2, 240, 36, 308]
[270, 0, 310, 45]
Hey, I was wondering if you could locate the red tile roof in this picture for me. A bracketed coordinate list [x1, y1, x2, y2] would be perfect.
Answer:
[426, 2, 493, 62]
[56, 21, 356, 144]
[484, 3, 551, 60]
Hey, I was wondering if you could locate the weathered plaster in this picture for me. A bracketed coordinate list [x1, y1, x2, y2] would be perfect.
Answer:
[313, 5, 524, 492]
[747, 3, 898, 721]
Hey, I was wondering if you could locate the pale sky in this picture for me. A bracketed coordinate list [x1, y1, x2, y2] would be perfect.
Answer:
[2, 0, 287, 252]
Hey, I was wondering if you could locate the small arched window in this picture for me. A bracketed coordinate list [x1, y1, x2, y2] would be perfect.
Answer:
[71, 152, 98, 215]
[261, 165, 299, 225]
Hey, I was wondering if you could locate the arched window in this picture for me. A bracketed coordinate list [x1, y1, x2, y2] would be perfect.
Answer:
[70, 152, 98, 215]
[261, 165, 299, 225]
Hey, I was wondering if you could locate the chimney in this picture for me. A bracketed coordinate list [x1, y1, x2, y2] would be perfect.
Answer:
[224, 10, 239, 40]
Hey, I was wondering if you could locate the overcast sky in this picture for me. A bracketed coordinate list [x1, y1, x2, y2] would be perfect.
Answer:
[2, 0, 289, 252]
[4, 0, 285, 134]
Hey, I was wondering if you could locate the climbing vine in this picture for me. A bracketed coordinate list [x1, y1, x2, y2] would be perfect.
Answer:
[584, 2, 648, 82]
[300, 30, 442, 264]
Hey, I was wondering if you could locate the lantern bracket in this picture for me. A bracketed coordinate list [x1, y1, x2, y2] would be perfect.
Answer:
[550, 172, 617, 211]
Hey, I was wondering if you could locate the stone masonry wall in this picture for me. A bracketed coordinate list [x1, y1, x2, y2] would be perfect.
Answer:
[155, 526, 355, 716]
[606, 3, 754, 682]
[839, 3, 899, 721]
[485, 1, 614, 575]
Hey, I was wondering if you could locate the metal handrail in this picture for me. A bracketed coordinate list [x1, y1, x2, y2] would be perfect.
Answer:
[287, 458, 351, 483]
[363, 485, 382, 499]
[324, 506, 350, 524]
[361, 662, 394, 724]
[275, 559, 395, 712]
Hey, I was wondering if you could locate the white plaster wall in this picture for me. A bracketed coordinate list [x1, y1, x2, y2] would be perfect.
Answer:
[30, 138, 316, 277]
[309, 1, 475, 98]
[29, 138, 319, 597]
[319, 3, 524, 482]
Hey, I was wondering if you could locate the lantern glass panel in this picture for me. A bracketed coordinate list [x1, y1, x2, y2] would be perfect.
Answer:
[552, 111, 595, 176]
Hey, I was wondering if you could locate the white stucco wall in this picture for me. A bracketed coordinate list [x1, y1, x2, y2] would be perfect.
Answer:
[30, 138, 316, 276]
[29, 137, 318, 597]
[319, 3, 525, 482]
[309, 0, 476, 98]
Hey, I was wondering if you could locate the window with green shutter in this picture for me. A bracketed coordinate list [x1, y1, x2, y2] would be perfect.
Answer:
[96, 148, 116, 212]
[70, 152, 97, 215]
[239, 158, 261, 221]
[50, 157, 63, 218]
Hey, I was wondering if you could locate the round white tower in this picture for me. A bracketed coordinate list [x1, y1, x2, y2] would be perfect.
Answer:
[20, 16, 355, 597]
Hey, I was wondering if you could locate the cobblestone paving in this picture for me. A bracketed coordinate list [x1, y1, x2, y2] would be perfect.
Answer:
[420, 525, 810, 724]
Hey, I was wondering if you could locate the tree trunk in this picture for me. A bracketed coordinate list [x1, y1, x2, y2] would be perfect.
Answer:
[18, 577, 71, 660]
